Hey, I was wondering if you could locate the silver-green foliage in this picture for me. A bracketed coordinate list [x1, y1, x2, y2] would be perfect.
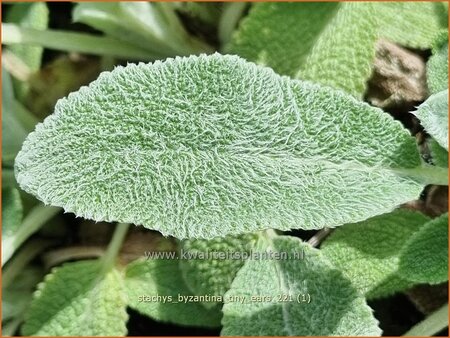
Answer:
[14, 54, 428, 238]
[180, 234, 257, 308]
[427, 32, 448, 94]
[2, 187, 23, 238]
[428, 138, 448, 168]
[22, 260, 128, 336]
[414, 90, 449, 151]
[321, 210, 430, 299]
[15, 54, 426, 239]
[125, 258, 222, 327]
[399, 213, 449, 284]
[222, 236, 381, 336]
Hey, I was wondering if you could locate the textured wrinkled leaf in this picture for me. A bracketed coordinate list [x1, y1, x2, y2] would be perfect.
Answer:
[22, 260, 128, 336]
[428, 138, 448, 167]
[227, 2, 377, 97]
[399, 213, 448, 284]
[15, 54, 425, 239]
[2, 67, 28, 164]
[427, 32, 448, 94]
[125, 258, 222, 327]
[180, 233, 257, 308]
[375, 2, 447, 49]
[222, 236, 381, 336]
[321, 210, 430, 299]
[413, 90, 449, 150]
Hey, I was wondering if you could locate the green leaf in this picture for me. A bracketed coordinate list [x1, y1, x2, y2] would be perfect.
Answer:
[227, 2, 446, 97]
[22, 260, 128, 336]
[5, 2, 48, 72]
[222, 236, 381, 336]
[427, 32, 449, 94]
[375, 2, 447, 49]
[321, 210, 430, 299]
[15, 54, 427, 239]
[399, 213, 448, 284]
[428, 138, 448, 168]
[2, 67, 28, 164]
[413, 90, 449, 150]
[125, 258, 222, 327]
[180, 234, 257, 308]
[2, 187, 23, 240]
[227, 2, 377, 97]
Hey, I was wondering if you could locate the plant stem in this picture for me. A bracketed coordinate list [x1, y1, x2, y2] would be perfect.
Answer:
[395, 165, 448, 186]
[2, 23, 156, 60]
[219, 2, 248, 47]
[2, 239, 51, 288]
[2, 205, 60, 266]
[100, 223, 129, 272]
[403, 303, 448, 336]
[307, 228, 332, 247]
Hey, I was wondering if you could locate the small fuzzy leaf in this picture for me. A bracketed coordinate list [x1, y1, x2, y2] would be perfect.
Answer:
[125, 258, 222, 327]
[399, 213, 448, 284]
[22, 260, 128, 336]
[414, 90, 449, 150]
[15, 54, 425, 239]
[180, 233, 257, 308]
[427, 32, 448, 94]
[222, 236, 381, 336]
[321, 210, 430, 299]
[428, 138, 448, 168]
[375, 2, 447, 49]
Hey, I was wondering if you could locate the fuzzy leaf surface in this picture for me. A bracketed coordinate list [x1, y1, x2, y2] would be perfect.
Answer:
[321, 210, 430, 299]
[413, 90, 449, 150]
[375, 2, 447, 49]
[227, 2, 377, 97]
[125, 258, 222, 327]
[399, 213, 448, 284]
[180, 233, 257, 308]
[427, 32, 449, 94]
[222, 236, 381, 336]
[15, 54, 424, 239]
[22, 260, 128, 336]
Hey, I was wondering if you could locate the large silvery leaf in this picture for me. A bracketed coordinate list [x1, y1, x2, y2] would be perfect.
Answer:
[15, 54, 426, 239]
[227, 2, 377, 97]
[22, 260, 128, 336]
[125, 258, 222, 327]
[399, 213, 448, 284]
[413, 90, 449, 150]
[180, 234, 258, 308]
[321, 210, 430, 299]
[427, 32, 448, 94]
[222, 236, 381, 336]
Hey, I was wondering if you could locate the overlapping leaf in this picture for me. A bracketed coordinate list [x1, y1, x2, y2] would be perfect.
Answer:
[15, 54, 426, 239]
[413, 90, 449, 150]
[227, 2, 447, 97]
[321, 210, 430, 299]
[427, 32, 449, 94]
[399, 213, 448, 284]
[125, 258, 222, 327]
[22, 260, 128, 336]
[180, 234, 257, 308]
[222, 236, 381, 336]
